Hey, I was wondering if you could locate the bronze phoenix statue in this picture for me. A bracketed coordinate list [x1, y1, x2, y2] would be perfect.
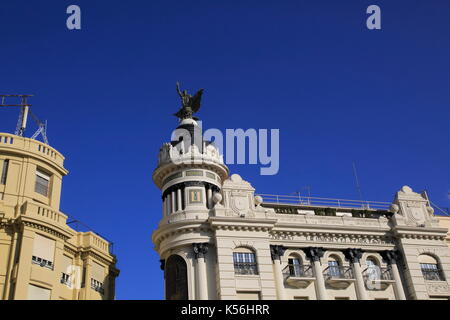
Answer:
[174, 82, 204, 121]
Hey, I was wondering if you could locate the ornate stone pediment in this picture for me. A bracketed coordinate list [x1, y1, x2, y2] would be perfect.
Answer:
[390, 186, 437, 227]
[214, 174, 268, 218]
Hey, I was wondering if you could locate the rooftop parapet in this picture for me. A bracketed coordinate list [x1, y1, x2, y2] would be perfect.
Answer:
[0, 133, 66, 174]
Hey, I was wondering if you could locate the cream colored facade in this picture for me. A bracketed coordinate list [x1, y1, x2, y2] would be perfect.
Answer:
[438, 216, 450, 251]
[0, 133, 119, 300]
[152, 117, 450, 300]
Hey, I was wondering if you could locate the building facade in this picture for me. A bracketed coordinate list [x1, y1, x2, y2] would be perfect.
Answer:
[152, 108, 450, 300]
[0, 133, 119, 300]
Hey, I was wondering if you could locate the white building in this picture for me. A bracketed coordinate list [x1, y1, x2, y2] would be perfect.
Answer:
[151, 110, 450, 300]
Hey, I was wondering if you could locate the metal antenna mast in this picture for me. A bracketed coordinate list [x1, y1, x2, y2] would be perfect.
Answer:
[1, 94, 49, 144]
[352, 161, 366, 208]
[0, 94, 33, 136]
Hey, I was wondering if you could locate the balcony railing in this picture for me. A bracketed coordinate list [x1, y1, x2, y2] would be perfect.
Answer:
[283, 264, 314, 278]
[91, 278, 105, 294]
[421, 268, 445, 281]
[362, 267, 394, 282]
[257, 194, 391, 210]
[324, 266, 354, 280]
[31, 255, 54, 270]
[234, 262, 258, 275]
[60, 272, 71, 287]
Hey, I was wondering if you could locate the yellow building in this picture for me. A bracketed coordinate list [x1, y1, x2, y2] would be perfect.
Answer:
[0, 133, 119, 300]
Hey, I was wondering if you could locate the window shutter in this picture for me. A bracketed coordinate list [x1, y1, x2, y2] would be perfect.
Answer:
[33, 234, 55, 262]
[61, 255, 73, 274]
[36, 170, 50, 180]
[27, 284, 51, 300]
[91, 261, 105, 281]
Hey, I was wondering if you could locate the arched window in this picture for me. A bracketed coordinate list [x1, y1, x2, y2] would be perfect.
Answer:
[418, 254, 444, 281]
[327, 255, 341, 277]
[366, 257, 381, 279]
[233, 247, 258, 275]
[288, 255, 302, 277]
[165, 255, 188, 300]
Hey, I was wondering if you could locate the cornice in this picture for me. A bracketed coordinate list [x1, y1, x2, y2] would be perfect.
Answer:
[20, 218, 74, 240]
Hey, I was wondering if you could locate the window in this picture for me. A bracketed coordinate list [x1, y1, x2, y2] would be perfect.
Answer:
[91, 261, 105, 294]
[91, 278, 105, 294]
[60, 255, 73, 287]
[288, 257, 302, 277]
[165, 255, 188, 300]
[327, 256, 341, 277]
[32, 234, 55, 270]
[35, 169, 50, 197]
[233, 248, 258, 275]
[27, 284, 51, 300]
[1, 159, 9, 185]
[366, 257, 381, 278]
[419, 255, 444, 281]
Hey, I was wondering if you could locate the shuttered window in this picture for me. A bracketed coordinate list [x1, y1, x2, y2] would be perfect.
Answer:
[35, 169, 50, 197]
[27, 284, 51, 300]
[92, 261, 105, 281]
[91, 261, 105, 294]
[32, 234, 55, 269]
[60, 255, 73, 286]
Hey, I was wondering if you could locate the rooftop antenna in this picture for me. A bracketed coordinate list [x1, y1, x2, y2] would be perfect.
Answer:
[29, 111, 49, 145]
[352, 161, 366, 208]
[1, 94, 49, 144]
[0, 94, 33, 136]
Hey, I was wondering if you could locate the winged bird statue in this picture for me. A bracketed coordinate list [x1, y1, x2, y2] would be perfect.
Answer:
[174, 82, 204, 121]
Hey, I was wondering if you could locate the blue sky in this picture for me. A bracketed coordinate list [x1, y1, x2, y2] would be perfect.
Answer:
[1, 1, 449, 299]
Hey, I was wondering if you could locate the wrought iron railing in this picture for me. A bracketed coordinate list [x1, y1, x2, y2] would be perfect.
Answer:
[283, 264, 314, 278]
[91, 278, 105, 294]
[257, 194, 391, 210]
[324, 266, 354, 279]
[60, 272, 71, 287]
[31, 255, 53, 270]
[234, 262, 258, 275]
[362, 267, 394, 282]
[421, 268, 445, 281]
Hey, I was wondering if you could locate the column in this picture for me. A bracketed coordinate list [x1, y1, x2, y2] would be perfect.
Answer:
[193, 243, 209, 300]
[344, 248, 368, 300]
[382, 250, 406, 300]
[304, 247, 328, 300]
[166, 193, 171, 214]
[177, 189, 182, 212]
[207, 187, 213, 209]
[171, 191, 176, 214]
[270, 245, 286, 300]
[162, 196, 167, 216]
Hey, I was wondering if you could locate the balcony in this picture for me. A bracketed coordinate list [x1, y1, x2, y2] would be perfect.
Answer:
[283, 264, 315, 288]
[363, 267, 395, 290]
[324, 266, 355, 289]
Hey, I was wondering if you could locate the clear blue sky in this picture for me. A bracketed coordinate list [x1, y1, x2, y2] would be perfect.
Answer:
[1, 1, 449, 299]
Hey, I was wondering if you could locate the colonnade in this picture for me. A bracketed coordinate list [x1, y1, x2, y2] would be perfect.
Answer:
[270, 246, 406, 300]
[162, 182, 219, 216]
